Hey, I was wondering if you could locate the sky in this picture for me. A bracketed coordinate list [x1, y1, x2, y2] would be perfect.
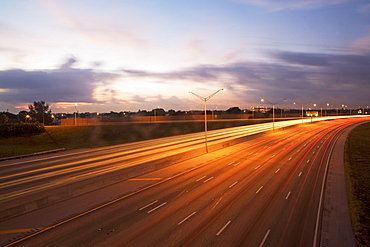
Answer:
[0, 0, 370, 114]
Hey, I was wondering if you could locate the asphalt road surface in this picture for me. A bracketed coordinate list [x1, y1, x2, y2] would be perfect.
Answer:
[1, 117, 369, 246]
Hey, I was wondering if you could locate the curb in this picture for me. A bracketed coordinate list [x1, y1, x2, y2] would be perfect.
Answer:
[0, 148, 66, 162]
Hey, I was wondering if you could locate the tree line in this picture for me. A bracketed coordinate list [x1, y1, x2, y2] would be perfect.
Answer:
[0, 101, 50, 138]
[1, 101, 53, 125]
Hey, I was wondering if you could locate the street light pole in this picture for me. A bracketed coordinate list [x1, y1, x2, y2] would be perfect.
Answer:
[74, 103, 77, 126]
[294, 102, 312, 123]
[294, 102, 304, 123]
[188, 88, 225, 153]
[153, 106, 160, 122]
[42, 104, 45, 125]
[261, 98, 286, 131]
[326, 103, 330, 116]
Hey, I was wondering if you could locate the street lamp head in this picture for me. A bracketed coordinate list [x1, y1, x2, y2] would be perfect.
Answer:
[261, 98, 265, 103]
[186, 88, 226, 153]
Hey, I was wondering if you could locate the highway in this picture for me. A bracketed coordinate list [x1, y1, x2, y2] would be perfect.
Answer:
[0, 119, 291, 202]
[1, 116, 369, 246]
[0, 115, 362, 204]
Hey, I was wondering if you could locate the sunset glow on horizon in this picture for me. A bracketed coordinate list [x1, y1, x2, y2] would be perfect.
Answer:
[1, 0, 369, 113]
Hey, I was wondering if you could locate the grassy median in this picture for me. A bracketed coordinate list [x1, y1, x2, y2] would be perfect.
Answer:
[0, 120, 264, 158]
[345, 122, 370, 246]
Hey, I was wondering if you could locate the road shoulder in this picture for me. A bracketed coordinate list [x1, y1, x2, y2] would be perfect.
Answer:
[320, 125, 357, 247]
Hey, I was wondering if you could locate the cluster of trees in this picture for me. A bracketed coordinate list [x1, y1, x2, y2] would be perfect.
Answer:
[27, 100, 53, 125]
[1, 101, 53, 125]
[0, 101, 49, 138]
[104, 106, 271, 119]
[102, 107, 254, 117]
[3, 100, 360, 128]
[2, 102, 254, 126]
[0, 121, 45, 138]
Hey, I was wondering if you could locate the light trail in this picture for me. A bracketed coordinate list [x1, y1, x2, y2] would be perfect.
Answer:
[1, 116, 369, 247]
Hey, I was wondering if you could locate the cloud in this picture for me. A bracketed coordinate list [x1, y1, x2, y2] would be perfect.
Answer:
[274, 51, 329, 66]
[59, 57, 77, 70]
[350, 34, 370, 55]
[231, 0, 362, 11]
[36, 0, 154, 65]
[123, 50, 370, 107]
[0, 58, 119, 105]
[132, 95, 147, 103]
[1, 51, 369, 113]
[357, 3, 370, 13]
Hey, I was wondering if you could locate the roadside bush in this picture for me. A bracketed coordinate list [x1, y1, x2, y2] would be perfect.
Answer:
[0, 122, 45, 138]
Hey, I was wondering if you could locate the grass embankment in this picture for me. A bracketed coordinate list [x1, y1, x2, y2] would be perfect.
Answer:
[0, 120, 263, 158]
[345, 122, 370, 246]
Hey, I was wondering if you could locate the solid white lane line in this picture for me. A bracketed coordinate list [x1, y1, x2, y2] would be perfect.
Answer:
[139, 200, 158, 211]
[147, 202, 167, 213]
[256, 186, 264, 194]
[298, 172, 302, 177]
[229, 181, 238, 188]
[216, 220, 231, 236]
[259, 230, 271, 247]
[233, 162, 241, 166]
[196, 176, 206, 181]
[285, 191, 291, 200]
[203, 177, 214, 183]
[275, 168, 281, 174]
[178, 212, 196, 225]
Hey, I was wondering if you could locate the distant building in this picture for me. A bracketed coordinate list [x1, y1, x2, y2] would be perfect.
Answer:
[306, 110, 319, 117]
